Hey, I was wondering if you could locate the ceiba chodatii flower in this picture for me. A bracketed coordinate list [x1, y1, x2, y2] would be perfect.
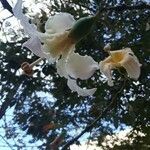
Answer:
[99, 48, 141, 86]
[13, 0, 99, 96]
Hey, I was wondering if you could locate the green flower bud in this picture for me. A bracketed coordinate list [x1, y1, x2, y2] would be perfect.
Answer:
[68, 16, 96, 42]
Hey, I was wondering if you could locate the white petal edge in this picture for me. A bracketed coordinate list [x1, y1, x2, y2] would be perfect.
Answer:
[66, 52, 99, 80]
[22, 36, 49, 58]
[120, 53, 142, 80]
[56, 57, 68, 78]
[13, 0, 37, 36]
[99, 61, 114, 86]
[13, 0, 51, 59]
[119, 48, 142, 80]
[67, 78, 96, 96]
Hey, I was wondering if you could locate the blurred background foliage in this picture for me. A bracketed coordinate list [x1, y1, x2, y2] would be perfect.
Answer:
[0, 0, 150, 149]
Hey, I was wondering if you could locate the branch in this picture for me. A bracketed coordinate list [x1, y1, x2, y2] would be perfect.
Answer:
[0, 0, 13, 14]
[61, 79, 127, 150]
[0, 135, 15, 150]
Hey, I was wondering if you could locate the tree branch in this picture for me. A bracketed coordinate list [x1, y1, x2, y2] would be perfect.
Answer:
[61, 79, 126, 150]
[62, 103, 114, 150]
[0, 135, 15, 150]
[0, 0, 13, 14]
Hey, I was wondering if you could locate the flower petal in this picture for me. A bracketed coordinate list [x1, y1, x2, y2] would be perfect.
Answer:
[56, 57, 68, 78]
[67, 78, 96, 96]
[45, 13, 75, 33]
[99, 61, 114, 86]
[13, 0, 37, 36]
[99, 48, 141, 86]
[13, 0, 50, 59]
[120, 48, 141, 80]
[66, 52, 99, 80]
[22, 36, 50, 58]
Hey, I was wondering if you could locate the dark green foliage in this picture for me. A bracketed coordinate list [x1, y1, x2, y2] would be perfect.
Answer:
[0, 0, 150, 149]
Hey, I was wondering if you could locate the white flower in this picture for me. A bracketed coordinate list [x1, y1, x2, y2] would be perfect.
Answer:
[99, 48, 142, 86]
[13, 0, 75, 60]
[13, 0, 98, 96]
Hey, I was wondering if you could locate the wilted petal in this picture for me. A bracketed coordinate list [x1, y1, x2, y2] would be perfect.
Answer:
[56, 57, 68, 78]
[121, 58, 141, 80]
[13, 0, 50, 59]
[67, 78, 96, 96]
[66, 52, 99, 80]
[99, 60, 114, 86]
[120, 48, 141, 80]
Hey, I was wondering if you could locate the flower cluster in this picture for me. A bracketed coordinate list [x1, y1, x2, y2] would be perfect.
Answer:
[13, 0, 141, 96]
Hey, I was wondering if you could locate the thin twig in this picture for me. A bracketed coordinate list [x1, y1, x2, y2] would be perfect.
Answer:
[61, 79, 127, 150]
[0, 135, 15, 150]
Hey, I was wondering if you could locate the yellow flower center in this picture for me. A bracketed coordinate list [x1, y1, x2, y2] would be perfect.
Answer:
[110, 51, 124, 63]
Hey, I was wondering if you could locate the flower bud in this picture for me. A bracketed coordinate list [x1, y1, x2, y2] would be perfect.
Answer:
[68, 16, 96, 42]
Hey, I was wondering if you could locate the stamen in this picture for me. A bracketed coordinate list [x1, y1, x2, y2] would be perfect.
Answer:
[103, 43, 112, 57]
[103, 43, 111, 52]
[21, 57, 43, 76]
